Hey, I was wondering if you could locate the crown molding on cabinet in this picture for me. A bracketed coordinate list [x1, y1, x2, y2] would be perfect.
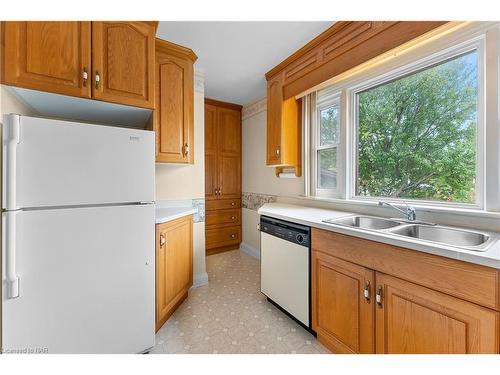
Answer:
[155, 37, 198, 62]
[242, 97, 266, 120]
[265, 21, 448, 100]
[204, 98, 243, 111]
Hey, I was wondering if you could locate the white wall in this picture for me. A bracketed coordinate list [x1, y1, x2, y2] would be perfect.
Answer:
[155, 72, 207, 285]
[1, 85, 35, 117]
[241, 98, 304, 255]
[242, 108, 304, 197]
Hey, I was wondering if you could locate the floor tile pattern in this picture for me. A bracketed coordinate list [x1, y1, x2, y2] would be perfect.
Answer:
[152, 250, 329, 354]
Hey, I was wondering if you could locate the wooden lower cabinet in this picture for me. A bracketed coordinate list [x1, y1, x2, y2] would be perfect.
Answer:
[375, 273, 499, 354]
[312, 250, 374, 353]
[155, 215, 193, 331]
[205, 224, 241, 255]
[311, 229, 500, 354]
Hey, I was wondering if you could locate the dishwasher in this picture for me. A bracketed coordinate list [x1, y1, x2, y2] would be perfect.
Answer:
[260, 215, 311, 330]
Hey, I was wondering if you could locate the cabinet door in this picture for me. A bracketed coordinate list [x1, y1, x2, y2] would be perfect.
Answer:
[156, 216, 193, 331]
[2, 21, 91, 98]
[375, 273, 500, 354]
[155, 50, 194, 163]
[312, 250, 375, 353]
[266, 76, 282, 165]
[205, 104, 219, 200]
[92, 21, 155, 108]
[217, 107, 241, 200]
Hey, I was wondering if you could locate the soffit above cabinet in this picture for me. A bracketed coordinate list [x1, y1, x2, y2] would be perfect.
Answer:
[3, 85, 152, 129]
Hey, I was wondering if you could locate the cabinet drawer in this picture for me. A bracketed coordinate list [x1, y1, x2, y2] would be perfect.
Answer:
[206, 209, 241, 227]
[206, 225, 241, 249]
[206, 199, 241, 211]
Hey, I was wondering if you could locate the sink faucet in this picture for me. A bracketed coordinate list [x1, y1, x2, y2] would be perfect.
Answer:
[378, 201, 416, 221]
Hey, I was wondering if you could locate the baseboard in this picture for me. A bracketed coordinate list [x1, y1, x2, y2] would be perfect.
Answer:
[240, 242, 260, 259]
[193, 272, 209, 288]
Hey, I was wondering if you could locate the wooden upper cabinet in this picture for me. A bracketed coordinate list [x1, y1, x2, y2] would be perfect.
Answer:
[204, 104, 218, 200]
[217, 107, 241, 199]
[266, 77, 282, 165]
[154, 38, 197, 163]
[204, 99, 242, 201]
[375, 273, 499, 354]
[1, 21, 91, 98]
[91, 21, 155, 109]
[312, 250, 375, 354]
[266, 75, 302, 174]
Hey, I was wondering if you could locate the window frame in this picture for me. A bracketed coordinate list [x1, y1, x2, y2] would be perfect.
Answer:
[312, 91, 342, 198]
[348, 38, 485, 209]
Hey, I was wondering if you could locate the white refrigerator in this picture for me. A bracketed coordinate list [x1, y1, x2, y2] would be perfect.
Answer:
[1, 114, 155, 354]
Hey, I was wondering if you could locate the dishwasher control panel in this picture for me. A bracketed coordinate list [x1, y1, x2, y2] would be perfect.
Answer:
[260, 216, 310, 247]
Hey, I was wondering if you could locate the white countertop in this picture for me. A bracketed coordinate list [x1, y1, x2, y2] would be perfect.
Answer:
[155, 207, 196, 224]
[258, 202, 500, 269]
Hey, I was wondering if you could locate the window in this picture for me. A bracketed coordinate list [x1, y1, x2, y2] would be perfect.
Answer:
[305, 24, 500, 211]
[354, 51, 479, 204]
[311, 94, 341, 197]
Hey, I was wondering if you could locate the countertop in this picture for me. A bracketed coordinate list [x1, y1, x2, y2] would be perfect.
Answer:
[155, 207, 196, 224]
[258, 202, 500, 269]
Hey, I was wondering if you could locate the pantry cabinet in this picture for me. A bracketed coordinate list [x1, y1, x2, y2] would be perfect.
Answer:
[1, 21, 156, 109]
[155, 215, 193, 331]
[312, 228, 500, 354]
[1, 21, 91, 98]
[204, 99, 242, 255]
[154, 38, 197, 163]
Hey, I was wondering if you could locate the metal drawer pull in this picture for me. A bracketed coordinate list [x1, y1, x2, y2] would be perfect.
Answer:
[82, 67, 88, 86]
[364, 281, 371, 303]
[230, 234, 236, 239]
[95, 70, 101, 89]
[231, 216, 236, 220]
[376, 285, 383, 308]
[231, 202, 235, 206]
[160, 233, 166, 248]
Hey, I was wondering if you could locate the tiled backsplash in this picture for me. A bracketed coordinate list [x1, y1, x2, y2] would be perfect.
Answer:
[242, 192, 277, 211]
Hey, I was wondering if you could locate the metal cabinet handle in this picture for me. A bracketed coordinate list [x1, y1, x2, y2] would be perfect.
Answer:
[95, 70, 101, 89]
[183, 143, 189, 157]
[364, 281, 371, 303]
[276, 147, 280, 156]
[230, 234, 236, 239]
[376, 285, 383, 308]
[231, 202, 235, 206]
[82, 67, 88, 86]
[231, 216, 236, 220]
[160, 233, 166, 248]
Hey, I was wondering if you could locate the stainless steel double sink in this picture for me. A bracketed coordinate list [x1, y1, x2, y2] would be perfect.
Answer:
[322, 215, 495, 251]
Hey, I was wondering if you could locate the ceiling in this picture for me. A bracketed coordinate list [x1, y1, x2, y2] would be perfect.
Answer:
[156, 21, 333, 106]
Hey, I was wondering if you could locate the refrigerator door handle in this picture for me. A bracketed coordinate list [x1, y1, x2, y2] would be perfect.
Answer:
[4, 211, 20, 298]
[3, 114, 21, 210]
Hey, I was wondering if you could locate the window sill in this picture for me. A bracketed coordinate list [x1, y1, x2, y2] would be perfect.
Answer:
[289, 195, 500, 221]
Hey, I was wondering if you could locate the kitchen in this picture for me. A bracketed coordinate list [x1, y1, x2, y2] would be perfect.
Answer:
[1, 1, 500, 373]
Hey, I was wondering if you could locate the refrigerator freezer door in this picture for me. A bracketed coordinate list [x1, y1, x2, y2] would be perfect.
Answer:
[1, 204, 155, 353]
[2, 114, 154, 210]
